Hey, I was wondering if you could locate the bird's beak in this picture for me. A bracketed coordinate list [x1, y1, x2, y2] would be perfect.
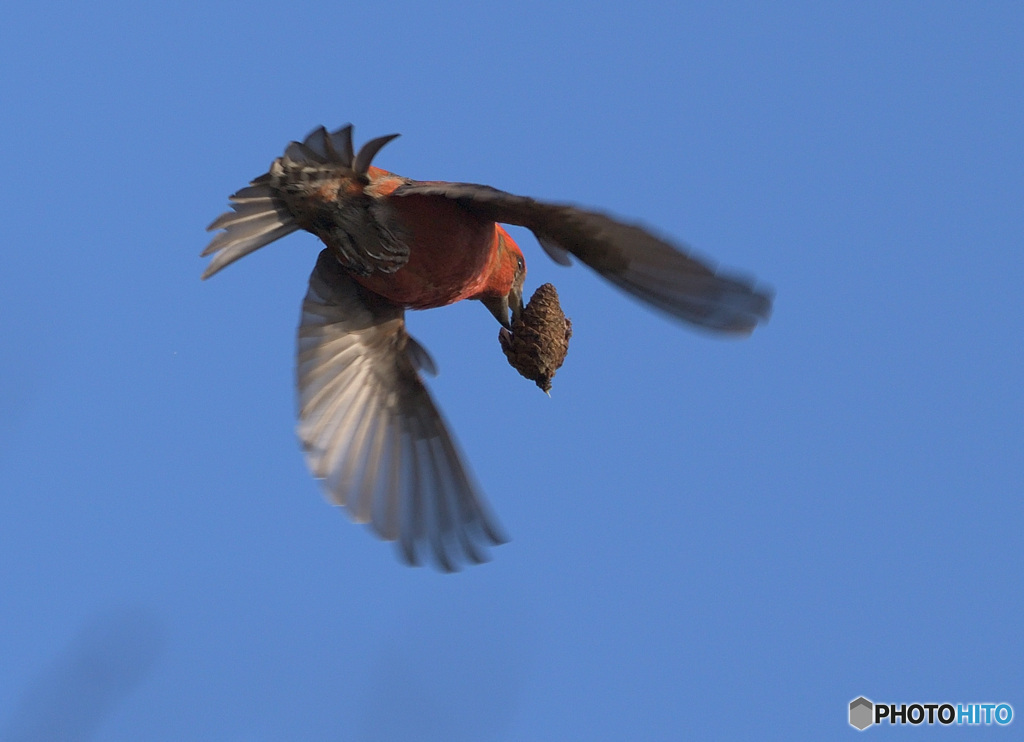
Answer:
[481, 285, 524, 330]
[482, 293, 513, 329]
[509, 284, 524, 325]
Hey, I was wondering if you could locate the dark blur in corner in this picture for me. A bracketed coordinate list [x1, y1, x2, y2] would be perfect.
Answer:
[1, 607, 164, 742]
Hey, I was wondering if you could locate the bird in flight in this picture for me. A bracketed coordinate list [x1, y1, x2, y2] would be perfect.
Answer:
[203, 125, 772, 571]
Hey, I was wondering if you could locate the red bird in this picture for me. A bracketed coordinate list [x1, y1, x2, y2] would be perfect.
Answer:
[203, 125, 772, 571]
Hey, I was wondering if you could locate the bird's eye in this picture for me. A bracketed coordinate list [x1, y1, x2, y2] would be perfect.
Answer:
[516, 256, 525, 273]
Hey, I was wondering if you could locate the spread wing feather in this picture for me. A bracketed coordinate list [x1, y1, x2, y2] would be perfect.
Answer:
[297, 249, 506, 570]
[393, 182, 773, 334]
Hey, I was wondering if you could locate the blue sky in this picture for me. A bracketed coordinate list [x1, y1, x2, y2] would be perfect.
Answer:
[1, 2, 1021, 739]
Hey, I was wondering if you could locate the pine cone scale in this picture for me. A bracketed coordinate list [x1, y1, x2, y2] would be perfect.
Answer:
[500, 283, 572, 393]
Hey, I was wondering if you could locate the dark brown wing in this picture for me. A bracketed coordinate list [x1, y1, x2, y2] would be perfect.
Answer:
[297, 249, 506, 571]
[392, 182, 773, 334]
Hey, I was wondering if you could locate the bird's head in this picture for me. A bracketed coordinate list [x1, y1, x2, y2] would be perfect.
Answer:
[479, 226, 526, 329]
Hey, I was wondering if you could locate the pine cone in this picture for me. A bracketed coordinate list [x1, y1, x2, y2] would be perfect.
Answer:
[499, 283, 572, 393]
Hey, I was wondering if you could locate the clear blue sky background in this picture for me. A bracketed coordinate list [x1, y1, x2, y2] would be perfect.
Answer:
[1, 2, 1021, 740]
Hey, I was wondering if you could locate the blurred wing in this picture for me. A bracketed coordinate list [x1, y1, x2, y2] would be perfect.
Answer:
[298, 249, 505, 571]
[393, 182, 773, 334]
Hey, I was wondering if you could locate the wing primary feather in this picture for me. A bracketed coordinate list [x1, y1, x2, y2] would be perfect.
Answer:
[353, 407, 388, 524]
[375, 418, 403, 542]
[538, 236, 573, 266]
[315, 377, 376, 498]
[418, 419, 456, 572]
[328, 384, 379, 510]
[391, 181, 773, 333]
[399, 424, 422, 566]
[294, 248, 506, 569]
[435, 426, 506, 546]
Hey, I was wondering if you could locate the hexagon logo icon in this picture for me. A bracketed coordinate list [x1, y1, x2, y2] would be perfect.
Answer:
[850, 697, 873, 730]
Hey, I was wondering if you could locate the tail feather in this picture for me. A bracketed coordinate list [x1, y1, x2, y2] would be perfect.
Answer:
[201, 183, 298, 279]
[284, 140, 328, 165]
[206, 212, 290, 247]
[206, 201, 282, 232]
[230, 184, 276, 201]
[295, 125, 355, 167]
[202, 125, 372, 279]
